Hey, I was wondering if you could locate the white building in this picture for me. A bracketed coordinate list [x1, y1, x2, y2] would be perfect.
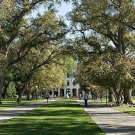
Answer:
[52, 77, 91, 98]
[56, 77, 82, 97]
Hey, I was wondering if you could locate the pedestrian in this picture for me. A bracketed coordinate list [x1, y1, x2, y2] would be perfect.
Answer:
[54, 94, 56, 99]
[79, 93, 82, 100]
[49, 94, 52, 100]
[46, 93, 49, 103]
[84, 93, 88, 107]
[67, 93, 69, 99]
[97, 96, 101, 103]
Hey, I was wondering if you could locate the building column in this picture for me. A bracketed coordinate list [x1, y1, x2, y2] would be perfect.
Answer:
[52, 91, 54, 98]
[89, 91, 92, 98]
[64, 88, 66, 97]
[58, 88, 60, 97]
[82, 91, 85, 96]
[70, 89, 73, 97]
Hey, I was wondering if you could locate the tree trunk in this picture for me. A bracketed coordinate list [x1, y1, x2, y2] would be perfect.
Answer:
[108, 89, 115, 102]
[27, 83, 31, 100]
[124, 88, 133, 105]
[17, 84, 26, 103]
[116, 94, 121, 106]
[2, 81, 9, 98]
[0, 74, 5, 104]
[113, 88, 121, 106]
[31, 92, 35, 99]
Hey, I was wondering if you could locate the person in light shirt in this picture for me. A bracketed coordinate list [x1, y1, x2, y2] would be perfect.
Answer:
[84, 93, 88, 107]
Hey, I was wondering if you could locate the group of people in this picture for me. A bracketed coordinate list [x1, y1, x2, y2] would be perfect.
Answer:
[45, 92, 91, 107]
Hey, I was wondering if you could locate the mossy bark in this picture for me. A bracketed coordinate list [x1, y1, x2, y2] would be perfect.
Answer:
[124, 88, 133, 105]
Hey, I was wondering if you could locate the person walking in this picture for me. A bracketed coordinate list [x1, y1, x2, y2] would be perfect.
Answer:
[79, 93, 82, 100]
[67, 93, 69, 99]
[97, 96, 101, 103]
[84, 93, 88, 107]
[54, 94, 56, 99]
[46, 93, 49, 103]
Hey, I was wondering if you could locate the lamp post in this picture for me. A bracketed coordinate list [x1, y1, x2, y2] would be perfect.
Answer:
[106, 89, 108, 105]
[35, 85, 38, 101]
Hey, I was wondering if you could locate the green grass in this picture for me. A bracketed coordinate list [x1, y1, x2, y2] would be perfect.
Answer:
[0, 99, 105, 135]
[114, 106, 135, 116]
[89, 97, 107, 103]
[0, 98, 45, 110]
[90, 97, 135, 116]
[113, 97, 135, 116]
[112, 98, 135, 116]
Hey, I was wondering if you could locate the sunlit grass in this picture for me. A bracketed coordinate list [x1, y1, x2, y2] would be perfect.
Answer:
[90, 97, 135, 116]
[89, 97, 107, 103]
[0, 99, 105, 135]
[112, 97, 135, 116]
[114, 106, 135, 116]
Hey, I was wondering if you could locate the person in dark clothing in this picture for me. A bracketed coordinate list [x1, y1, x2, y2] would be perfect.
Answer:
[46, 93, 49, 103]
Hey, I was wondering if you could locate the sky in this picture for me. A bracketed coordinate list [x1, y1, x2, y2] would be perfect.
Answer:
[56, 2, 73, 17]
[31, 2, 72, 18]
[29, 2, 73, 28]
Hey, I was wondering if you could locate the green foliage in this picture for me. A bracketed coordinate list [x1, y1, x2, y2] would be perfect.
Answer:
[0, 0, 69, 100]
[74, 52, 135, 93]
[0, 0, 14, 21]
[7, 82, 16, 97]
[68, 0, 135, 104]
[63, 56, 77, 77]
[69, 0, 135, 55]
[30, 63, 65, 92]
[0, 0, 68, 88]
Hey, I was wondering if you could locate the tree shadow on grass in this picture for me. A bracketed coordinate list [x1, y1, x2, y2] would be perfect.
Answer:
[0, 117, 104, 135]
[0, 99, 105, 135]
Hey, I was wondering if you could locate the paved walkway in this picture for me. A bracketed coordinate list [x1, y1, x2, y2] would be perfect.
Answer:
[0, 99, 55, 123]
[76, 99, 135, 135]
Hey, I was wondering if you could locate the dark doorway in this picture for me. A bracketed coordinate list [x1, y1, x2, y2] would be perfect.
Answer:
[60, 89, 64, 97]
[54, 91, 58, 96]
[72, 89, 76, 96]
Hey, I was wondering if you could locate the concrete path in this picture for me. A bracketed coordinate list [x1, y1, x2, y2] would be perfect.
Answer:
[0, 99, 55, 123]
[76, 99, 135, 135]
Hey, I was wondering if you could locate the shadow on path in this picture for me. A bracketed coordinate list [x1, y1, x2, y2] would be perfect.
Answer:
[76, 99, 135, 135]
[0, 100, 55, 122]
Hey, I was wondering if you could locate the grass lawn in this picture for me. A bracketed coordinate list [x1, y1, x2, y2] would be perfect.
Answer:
[0, 98, 45, 110]
[89, 97, 107, 103]
[113, 98, 135, 116]
[89, 97, 135, 116]
[114, 106, 135, 116]
[0, 99, 105, 135]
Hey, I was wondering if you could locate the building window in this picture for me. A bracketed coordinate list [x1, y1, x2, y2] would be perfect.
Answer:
[73, 82, 75, 86]
[67, 81, 69, 86]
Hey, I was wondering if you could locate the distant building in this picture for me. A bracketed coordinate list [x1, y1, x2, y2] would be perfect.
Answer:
[52, 77, 92, 98]
[56, 77, 82, 97]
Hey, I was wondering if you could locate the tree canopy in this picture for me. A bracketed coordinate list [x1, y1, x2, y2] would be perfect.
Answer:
[67, 0, 135, 104]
